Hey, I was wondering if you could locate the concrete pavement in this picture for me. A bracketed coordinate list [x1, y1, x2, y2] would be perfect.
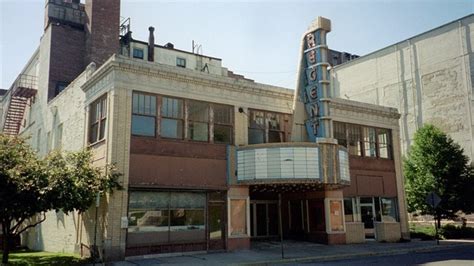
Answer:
[111, 239, 474, 265]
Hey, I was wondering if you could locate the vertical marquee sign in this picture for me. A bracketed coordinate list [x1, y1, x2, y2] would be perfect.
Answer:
[300, 17, 332, 142]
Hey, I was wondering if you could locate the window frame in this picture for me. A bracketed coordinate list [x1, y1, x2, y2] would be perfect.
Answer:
[187, 100, 210, 142]
[332, 121, 392, 159]
[212, 103, 234, 144]
[88, 94, 107, 145]
[176, 57, 186, 68]
[363, 127, 377, 158]
[248, 109, 287, 144]
[131, 92, 157, 137]
[133, 48, 144, 59]
[130, 92, 234, 144]
[160, 96, 184, 140]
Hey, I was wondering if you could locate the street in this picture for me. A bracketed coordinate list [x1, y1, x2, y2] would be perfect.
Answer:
[297, 245, 474, 265]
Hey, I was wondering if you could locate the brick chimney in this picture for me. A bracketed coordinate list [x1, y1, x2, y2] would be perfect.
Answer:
[148, 26, 155, 62]
[85, 0, 121, 67]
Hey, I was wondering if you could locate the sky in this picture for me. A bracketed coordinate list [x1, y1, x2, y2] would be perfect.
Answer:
[0, 0, 473, 90]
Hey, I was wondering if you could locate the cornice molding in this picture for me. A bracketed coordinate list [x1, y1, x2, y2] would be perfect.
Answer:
[82, 55, 294, 101]
[330, 98, 401, 120]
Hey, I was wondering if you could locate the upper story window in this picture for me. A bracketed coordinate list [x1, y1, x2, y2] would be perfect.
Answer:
[161, 97, 184, 139]
[132, 92, 156, 137]
[133, 48, 144, 59]
[347, 124, 362, 156]
[248, 109, 286, 144]
[377, 129, 391, 159]
[187, 100, 209, 141]
[213, 104, 233, 144]
[131, 91, 234, 144]
[363, 127, 377, 157]
[333, 121, 392, 159]
[176, 57, 186, 68]
[89, 95, 107, 144]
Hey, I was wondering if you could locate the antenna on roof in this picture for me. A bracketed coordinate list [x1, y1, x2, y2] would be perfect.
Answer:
[192, 40, 202, 55]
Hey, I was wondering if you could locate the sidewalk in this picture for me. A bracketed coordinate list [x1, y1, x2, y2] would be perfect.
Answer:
[112, 239, 474, 266]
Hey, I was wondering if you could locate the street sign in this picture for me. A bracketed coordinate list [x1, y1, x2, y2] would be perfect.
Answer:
[425, 191, 441, 208]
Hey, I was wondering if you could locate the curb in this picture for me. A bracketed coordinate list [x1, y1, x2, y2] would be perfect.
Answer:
[236, 243, 473, 265]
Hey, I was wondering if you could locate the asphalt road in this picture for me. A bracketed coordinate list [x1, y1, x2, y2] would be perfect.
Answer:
[296, 245, 474, 265]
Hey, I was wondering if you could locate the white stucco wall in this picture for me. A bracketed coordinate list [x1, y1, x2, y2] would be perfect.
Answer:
[334, 15, 474, 160]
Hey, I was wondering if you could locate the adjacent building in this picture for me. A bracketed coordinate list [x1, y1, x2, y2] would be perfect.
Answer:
[0, 0, 409, 261]
[334, 14, 474, 160]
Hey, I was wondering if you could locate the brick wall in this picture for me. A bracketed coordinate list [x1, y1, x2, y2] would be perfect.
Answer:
[48, 24, 85, 100]
[84, 0, 120, 67]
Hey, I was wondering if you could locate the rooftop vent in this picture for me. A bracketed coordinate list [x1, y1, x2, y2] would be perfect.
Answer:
[165, 42, 174, 49]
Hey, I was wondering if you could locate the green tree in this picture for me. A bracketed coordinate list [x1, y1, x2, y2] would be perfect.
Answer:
[0, 134, 121, 264]
[404, 124, 474, 228]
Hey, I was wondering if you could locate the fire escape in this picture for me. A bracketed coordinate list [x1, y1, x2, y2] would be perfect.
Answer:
[2, 74, 37, 135]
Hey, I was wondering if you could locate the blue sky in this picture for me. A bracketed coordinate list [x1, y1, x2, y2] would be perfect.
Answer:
[1, 0, 473, 90]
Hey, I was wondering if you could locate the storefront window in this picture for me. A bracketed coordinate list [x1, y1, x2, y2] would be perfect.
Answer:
[343, 198, 354, 222]
[128, 191, 205, 246]
[169, 192, 206, 242]
[381, 198, 398, 222]
[230, 199, 247, 236]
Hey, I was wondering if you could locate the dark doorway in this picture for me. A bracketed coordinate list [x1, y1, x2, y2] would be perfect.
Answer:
[289, 200, 305, 239]
[250, 201, 279, 238]
[208, 203, 225, 250]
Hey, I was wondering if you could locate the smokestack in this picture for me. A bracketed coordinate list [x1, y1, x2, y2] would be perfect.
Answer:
[148, 26, 155, 62]
[84, 0, 121, 67]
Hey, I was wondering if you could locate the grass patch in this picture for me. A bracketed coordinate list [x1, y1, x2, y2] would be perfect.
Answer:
[409, 223, 436, 240]
[410, 223, 474, 240]
[5, 249, 87, 266]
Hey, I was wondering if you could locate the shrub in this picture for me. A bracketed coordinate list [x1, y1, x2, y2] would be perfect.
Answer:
[441, 224, 474, 239]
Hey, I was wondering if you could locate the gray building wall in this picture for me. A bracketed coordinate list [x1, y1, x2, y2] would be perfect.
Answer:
[333, 14, 474, 160]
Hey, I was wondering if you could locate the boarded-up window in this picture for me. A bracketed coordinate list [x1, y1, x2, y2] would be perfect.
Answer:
[230, 199, 247, 236]
[329, 200, 344, 232]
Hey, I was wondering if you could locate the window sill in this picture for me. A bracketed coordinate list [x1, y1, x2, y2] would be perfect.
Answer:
[88, 138, 106, 148]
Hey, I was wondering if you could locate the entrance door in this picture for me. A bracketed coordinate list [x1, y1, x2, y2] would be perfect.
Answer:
[360, 204, 375, 238]
[289, 200, 304, 239]
[208, 203, 225, 250]
[250, 201, 279, 238]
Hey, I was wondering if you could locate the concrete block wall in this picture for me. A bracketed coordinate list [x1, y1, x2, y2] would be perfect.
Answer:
[345, 222, 365, 244]
[334, 15, 474, 161]
[375, 222, 401, 242]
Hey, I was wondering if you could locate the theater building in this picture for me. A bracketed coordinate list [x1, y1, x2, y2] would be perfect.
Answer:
[0, 0, 409, 261]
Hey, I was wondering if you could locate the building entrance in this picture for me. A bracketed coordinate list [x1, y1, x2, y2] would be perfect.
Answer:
[360, 197, 381, 238]
[250, 201, 279, 238]
[288, 200, 305, 239]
